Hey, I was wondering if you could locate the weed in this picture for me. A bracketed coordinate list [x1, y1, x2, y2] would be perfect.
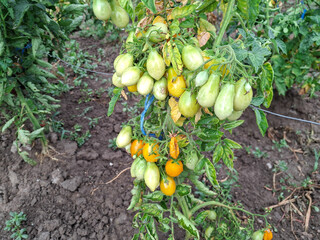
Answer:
[244, 146, 268, 158]
[272, 139, 289, 152]
[4, 212, 28, 240]
[108, 138, 117, 150]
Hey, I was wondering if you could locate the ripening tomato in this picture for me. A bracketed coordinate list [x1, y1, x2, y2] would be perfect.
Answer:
[165, 159, 183, 177]
[160, 176, 176, 196]
[127, 84, 137, 92]
[153, 77, 168, 101]
[252, 230, 264, 240]
[130, 140, 145, 157]
[144, 162, 160, 192]
[169, 137, 179, 159]
[167, 67, 186, 97]
[182, 45, 203, 71]
[110, 4, 129, 28]
[263, 229, 273, 240]
[214, 83, 235, 120]
[178, 91, 200, 118]
[147, 49, 166, 80]
[143, 143, 160, 162]
[204, 56, 230, 77]
[233, 78, 253, 111]
[116, 126, 132, 148]
[153, 16, 167, 25]
[93, 0, 111, 21]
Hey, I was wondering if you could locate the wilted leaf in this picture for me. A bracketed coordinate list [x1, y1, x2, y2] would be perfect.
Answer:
[171, 45, 183, 75]
[197, 31, 210, 47]
[121, 89, 128, 100]
[203, 108, 213, 116]
[175, 117, 186, 127]
[169, 97, 181, 123]
[199, 18, 216, 33]
[171, 5, 197, 19]
[155, 1, 164, 11]
[195, 107, 202, 123]
[163, 41, 172, 66]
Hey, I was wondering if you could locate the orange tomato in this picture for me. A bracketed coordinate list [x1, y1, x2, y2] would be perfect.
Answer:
[167, 67, 186, 98]
[165, 159, 183, 177]
[143, 143, 160, 162]
[160, 176, 176, 196]
[128, 84, 137, 92]
[203, 56, 229, 77]
[263, 229, 273, 240]
[130, 140, 145, 157]
[169, 137, 179, 159]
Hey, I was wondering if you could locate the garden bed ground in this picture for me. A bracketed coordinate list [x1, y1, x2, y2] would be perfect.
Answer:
[0, 35, 319, 240]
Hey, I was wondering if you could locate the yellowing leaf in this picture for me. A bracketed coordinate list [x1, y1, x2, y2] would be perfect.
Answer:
[169, 97, 181, 123]
[203, 108, 213, 116]
[195, 107, 202, 123]
[171, 5, 197, 19]
[175, 117, 186, 127]
[171, 45, 183, 75]
[121, 89, 128, 100]
[197, 31, 210, 47]
[199, 18, 216, 33]
[163, 41, 172, 66]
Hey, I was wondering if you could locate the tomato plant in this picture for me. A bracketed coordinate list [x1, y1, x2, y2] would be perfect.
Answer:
[107, 0, 277, 239]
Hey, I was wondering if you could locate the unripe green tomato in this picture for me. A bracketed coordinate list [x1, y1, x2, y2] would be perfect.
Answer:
[137, 73, 154, 95]
[121, 66, 141, 86]
[116, 125, 132, 148]
[147, 49, 166, 80]
[233, 78, 253, 111]
[153, 77, 168, 101]
[195, 70, 209, 87]
[182, 45, 204, 71]
[112, 73, 125, 88]
[214, 83, 235, 120]
[111, 5, 129, 28]
[93, 0, 111, 21]
[227, 110, 243, 121]
[205, 226, 214, 239]
[115, 53, 133, 77]
[197, 73, 220, 108]
[184, 72, 193, 88]
[185, 150, 199, 170]
[134, 157, 147, 180]
[207, 210, 217, 221]
[252, 230, 264, 240]
[146, 23, 168, 43]
[144, 162, 160, 192]
[114, 54, 124, 69]
[178, 91, 200, 118]
[124, 143, 131, 154]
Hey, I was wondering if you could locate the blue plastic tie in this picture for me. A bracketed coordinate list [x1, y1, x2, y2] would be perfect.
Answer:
[301, 1, 307, 20]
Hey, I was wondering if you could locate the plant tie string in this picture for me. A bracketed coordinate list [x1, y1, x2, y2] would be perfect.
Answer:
[251, 106, 320, 126]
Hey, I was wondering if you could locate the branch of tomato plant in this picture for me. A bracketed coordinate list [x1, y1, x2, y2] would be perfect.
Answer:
[213, 0, 235, 49]
[235, 12, 248, 34]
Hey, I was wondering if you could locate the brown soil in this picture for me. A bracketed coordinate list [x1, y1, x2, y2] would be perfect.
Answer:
[0, 35, 319, 240]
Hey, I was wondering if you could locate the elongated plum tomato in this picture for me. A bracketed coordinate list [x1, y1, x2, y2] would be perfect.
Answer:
[146, 23, 168, 43]
[263, 229, 273, 240]
[130, 139, 145, 157]
[165, 159, 183, 177]
[147, 49, 165, 80]
[127, 84, 137, 92]
[115, 53, 133, 76]
[160, 176, 176, 196]
[93, 0, 111, 21]
[153, 77, 168, 101]
[169, 137, 179, 159]
[185, 150, 198, 170]
[182, 45, 203, 71]
[143, 143, 160, 162]
[116, 126, 132, 148]
[167, 67, 186, 97]
[131, 156, 147, 180]
[197, 72, 220, 108]
[233, 78, 253, 111]
[195, 70, 209, 87]
[113, 54, 124, 69]
[121, 66, 141, 86]
[110, 4, 129, 28]
[252, 230, 264, 240]
[178, 91, 200, 118]
[112, 73, 124, 88]
[205, 226, 214, 239]
[227, 110, 243, 121]
[214, 83, 235, 120]
[137, 73, 154, 95]
[144, 162, 160, 192]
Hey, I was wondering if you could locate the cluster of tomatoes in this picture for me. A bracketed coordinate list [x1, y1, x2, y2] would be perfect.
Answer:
[116, 125, 182, 196]
[93, 0, 129, 28]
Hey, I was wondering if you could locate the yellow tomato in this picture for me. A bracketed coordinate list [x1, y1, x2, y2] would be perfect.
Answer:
[160, 176, 176, 196]
[204, 56, 229, 77]
[167, 67, 186, 97]
[127, 84, 137, 92]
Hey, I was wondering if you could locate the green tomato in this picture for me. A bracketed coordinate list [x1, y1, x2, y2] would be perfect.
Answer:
[121, 66, 141, 86]
[112, 73, 125, 88]
[251, 230, 264, 240]
[178, 91, 200, 118]
[227, 110, 243, 121]
[93, 0, 111, 21]
[131, 156, 147, 180]
[137, 73, 154, 95]
[184, 72, 193, 88]
[146, 23, 168, 43]
[214, 83, 235, 120]
[115, 53, 133, 76]
[116, 125, 132, 148]
[182, 45, 204, 71]
[153, 77, 168, 101]
[185, 150, 199, 170]
[207, 210, 217, 221]
[197, 73, 220, 108]
[233, 78, 253, 111]
[110, 5, 129, 28]
[144, 162, 160, 192]
[114, 54, 124, 69]
[205, 226, 214, 239]
[195, 70, 209, 87]
[146, 49, 165, 80]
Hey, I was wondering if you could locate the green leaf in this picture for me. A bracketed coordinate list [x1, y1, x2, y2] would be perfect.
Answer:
[197, 129, 223, 141]
[212, 144, 223, 163]
[169, 20, 180, 36]
[174, 209, 200, 238]
[63, 4, 87, 15]
[237, 0, 261, 26]
[128, 185, 141, 210]
[2, 117, 15, 133]
[275, 39, 287, 54]
[197, 0, 219, 13]
[223, 139, 242, 149]
[13, 0, 31, 28]
[26, 65, 56, 79]
[223, 120, 244, 130]
[204, 158, 219, 186]
[143, 191, 163, 202]
[251, 96, 264, 106]
[141, 0, 156, 14]
[248, 45, 271, 72]
[261, 62, 274, 108]
[176, 184, 191, 196]
[189, 174, 216, 196]
[29, 127, 45, 141]
[194, 211, 209, 225]
[253, 108, 268, 136]
[18, 150, 37, 165]
[135, 2, 146, 21]
[222, 145, 234, 169]
[141, 203, 164, 217]
[171, 5, 197, 19]
[146, 217, 158, 240]
[18, 129, 30, 145]
[107, 88, 122, 117]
